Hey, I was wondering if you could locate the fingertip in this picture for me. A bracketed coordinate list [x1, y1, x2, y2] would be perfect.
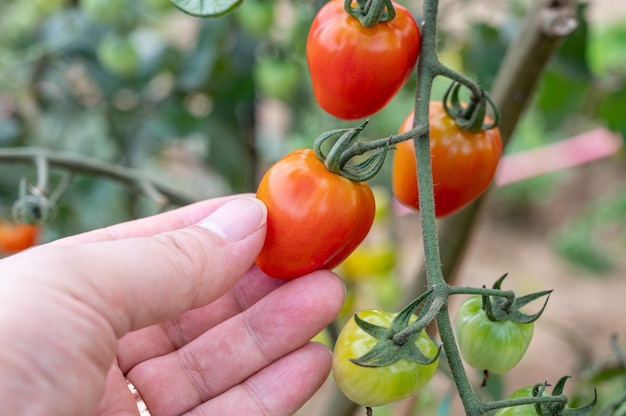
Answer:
[198, 197, 267, 242]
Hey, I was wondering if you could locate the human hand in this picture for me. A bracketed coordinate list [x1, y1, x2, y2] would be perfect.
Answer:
[0, 196, 345, 416]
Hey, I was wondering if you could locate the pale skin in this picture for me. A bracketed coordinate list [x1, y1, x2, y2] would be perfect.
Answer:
[0, 195, 345, 416]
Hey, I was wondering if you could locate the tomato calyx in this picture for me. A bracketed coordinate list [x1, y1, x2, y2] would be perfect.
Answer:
[313, 120, 390, 182]
[492, 377, 596, 415]
[482, 274, 552, 325]
[443, 81, 500, 133]
[344, 0, 396, 28]
[527, 377, 597, 416]
[350, 289, 441, 367]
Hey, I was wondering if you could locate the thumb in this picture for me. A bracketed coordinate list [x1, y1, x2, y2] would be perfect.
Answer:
[4, 196, 268, 337]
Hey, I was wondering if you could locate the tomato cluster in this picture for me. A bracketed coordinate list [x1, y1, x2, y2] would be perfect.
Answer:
[256, 0, 515, 410]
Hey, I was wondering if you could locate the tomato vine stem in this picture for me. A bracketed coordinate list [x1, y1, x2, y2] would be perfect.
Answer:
[408, 0, 484, 414]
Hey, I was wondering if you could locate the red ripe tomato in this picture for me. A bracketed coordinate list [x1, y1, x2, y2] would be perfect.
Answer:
[306, 0, 421, 120]
[256, 149, 375, 279]
[392, 102, 502, 217]
[0, 221, 39, 254]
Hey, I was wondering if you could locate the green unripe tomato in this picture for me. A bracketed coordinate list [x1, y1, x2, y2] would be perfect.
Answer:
[456, 296, 534, 374]
[332, 309, 439, 407]
[96, 34, 139, 77]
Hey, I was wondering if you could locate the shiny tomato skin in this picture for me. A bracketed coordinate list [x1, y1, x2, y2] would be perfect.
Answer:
[256, 149, 375, 279]
[456, 296, 534, 375]
[392, 102, 503, 217]
[306, 0, 420, 120]
[0, 222, 39, 254]
[332, 309, 439, 407]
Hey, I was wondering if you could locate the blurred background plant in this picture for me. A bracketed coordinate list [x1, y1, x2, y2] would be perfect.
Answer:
[1, 0, 625, 414]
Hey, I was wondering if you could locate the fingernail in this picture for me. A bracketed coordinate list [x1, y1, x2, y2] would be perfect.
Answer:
[199, 197, 267, 241]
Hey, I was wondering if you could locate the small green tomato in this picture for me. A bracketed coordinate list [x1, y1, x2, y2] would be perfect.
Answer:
[456, 296, 534, 374]
[332, 309, 439, 407]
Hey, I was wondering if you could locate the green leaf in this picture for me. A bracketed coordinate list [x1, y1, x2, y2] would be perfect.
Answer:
[171, 0, 243, 17]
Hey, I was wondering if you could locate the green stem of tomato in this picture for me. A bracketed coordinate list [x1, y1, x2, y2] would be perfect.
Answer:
[481, 395, 568, 413]
[391, 293, 444, 345]
[410, 0, 485, 414]
[449, 286, 516, 302]
[345, 0, 396, 27]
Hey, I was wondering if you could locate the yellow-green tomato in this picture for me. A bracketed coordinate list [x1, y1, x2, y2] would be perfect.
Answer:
[332, 310, 439, 407]
[495, 386, 544, 416]
[456, 296, 534, 374]
[340, 242, 396, 282]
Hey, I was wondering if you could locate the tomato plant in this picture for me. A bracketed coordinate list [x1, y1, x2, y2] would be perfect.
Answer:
[255, 149, 375, 279]
[392, 101, 503, 217]
[0, 221, 39, 254]
[455, 295, 534, 374]
[332, 309, 439, 407]
[306, 0, 420, 120]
